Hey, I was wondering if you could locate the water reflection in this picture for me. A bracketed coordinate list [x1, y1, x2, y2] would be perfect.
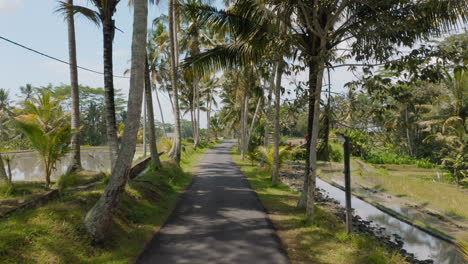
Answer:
[317, 179, 464, 263]
[7, 147, 144, 181]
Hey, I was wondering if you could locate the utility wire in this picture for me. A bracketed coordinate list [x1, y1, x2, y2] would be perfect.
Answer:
[0, 35, 129, 79]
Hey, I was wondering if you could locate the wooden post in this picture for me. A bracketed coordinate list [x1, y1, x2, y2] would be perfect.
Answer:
[343, 136, 352, 233]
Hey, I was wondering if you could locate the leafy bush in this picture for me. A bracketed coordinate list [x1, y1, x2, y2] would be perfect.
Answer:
[158, 137, 173, 154]
[246, 151, 260, 165]
[258, 146, 290, 173]
[336, 129, 373, 157]
[329, 143, 344, 162]
[185, 137, 194, 143]
[0, 184, 15, 196]
[290, 147, 307, 161]
[364, 151, 436, 168]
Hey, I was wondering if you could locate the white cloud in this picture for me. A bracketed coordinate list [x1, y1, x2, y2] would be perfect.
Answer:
[0, 0, 21, 14]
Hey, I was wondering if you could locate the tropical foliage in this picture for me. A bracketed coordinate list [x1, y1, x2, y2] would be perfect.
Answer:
[14, 91, 73, 186]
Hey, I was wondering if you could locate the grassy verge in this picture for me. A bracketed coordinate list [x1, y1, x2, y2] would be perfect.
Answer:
[321, 159, 468, 220]
[0, 141, 216, 263]
[232, 151, 407, 264]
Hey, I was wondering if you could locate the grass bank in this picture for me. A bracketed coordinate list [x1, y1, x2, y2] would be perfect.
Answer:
[327, 159, 468, 220]
[0, 141, 217, 264]
[232, 151, 407, 264]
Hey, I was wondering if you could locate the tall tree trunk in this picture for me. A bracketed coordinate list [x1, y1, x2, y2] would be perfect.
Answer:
[168, 0, 182, 162]
[153, 84, 167, 138]
[206, 94, 211, 140]
[85, 0, 148, 242]
[143, 92, 147, 156]
[405, 105, 413, 156]
[145, 58, 162, 169]
[6, 158, 12, 183]
[246, 97, 262, 147]
[297, 61, 319, 208]
[272, 61, 283, 184]
[66, 0, 81, 171]
[321, 67, 332, 161]
[240, 92, 249, 159]
[103, 17, 119, 167]
[0, 154, 10, 186]
[306, 37, 328, 218]
[262, 69, 275, 167]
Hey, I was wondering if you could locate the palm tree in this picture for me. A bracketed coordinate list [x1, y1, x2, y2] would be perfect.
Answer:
[168, 0, 182, 162]
[85, 0, 148, 242]
[258, 145, 289, 174]
[0, 89, 10, 142]
[145, 56, 162, 169]
[148, 23, 170, 138]
[14, 91, 73, 187]
[56, 0, 82, 171]
[19, 84, 34, 102]
[0, 89, 11, 186]
[58, 0, 121, 166]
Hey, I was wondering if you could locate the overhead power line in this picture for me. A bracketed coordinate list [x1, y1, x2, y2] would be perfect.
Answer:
[0, 35, 129, 79]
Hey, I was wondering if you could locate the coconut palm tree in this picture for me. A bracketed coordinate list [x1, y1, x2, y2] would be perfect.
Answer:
[85, 0, 148, 242]
[168, 0, 182, 162]
[0, 89, 11, 187]
[145, 56, 162, 169]
[148, 22, 170, 138]
[56, 0, 82, 171]
[57, 0, 121, 166]
[19, 84, 34, 102]
[14, 91, 73, 187]
[0, 89, 10, 142]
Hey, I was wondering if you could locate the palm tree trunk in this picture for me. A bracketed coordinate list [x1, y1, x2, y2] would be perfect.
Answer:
[85, 0, 148, 242]
[145, 59, 162, 169]
[240, 92, 249, 159]
[320, 67, 332, 161]
[297, 61, 319, 209]
[6, 159, 12, 183]
[246, 97, 262, 148]
[66, 0, 81, 171]
[103, 17, 119, 167]
[143, 92, 147, 156]
[405, 105, 413, 156]
[272, 61, 283, 184]
[306, 37, 328, 218]
[206, 94, 211, 140]
[168, 0, 181, 162]
[194, 80, 200, 148]
[0, 154, 10, 186]
[154, 84, 168, 138]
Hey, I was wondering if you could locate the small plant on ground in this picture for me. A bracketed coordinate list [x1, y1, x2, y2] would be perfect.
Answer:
[258, 145, 289, 173]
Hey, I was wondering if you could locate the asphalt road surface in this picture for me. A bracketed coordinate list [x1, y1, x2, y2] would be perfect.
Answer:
[137, 141, 290, 264]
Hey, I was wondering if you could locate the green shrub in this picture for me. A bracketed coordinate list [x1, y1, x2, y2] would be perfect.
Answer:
[185, 137, 194, 143]
[290, 147, 307, 161]
[364, 151, 436, 168]
[329, 143, 344, 162]
[0, 184, 15, 196]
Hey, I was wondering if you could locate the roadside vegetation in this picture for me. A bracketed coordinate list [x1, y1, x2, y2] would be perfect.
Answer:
[0, 0, 466, 262]
[0, 142, 214, 263]
[233, 151, 408, 264]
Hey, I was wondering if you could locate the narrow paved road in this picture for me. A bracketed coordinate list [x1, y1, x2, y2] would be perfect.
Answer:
[137, 141, 290, 264]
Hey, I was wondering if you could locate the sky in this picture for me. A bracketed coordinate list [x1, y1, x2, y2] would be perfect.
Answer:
[0, 0, 360, 128]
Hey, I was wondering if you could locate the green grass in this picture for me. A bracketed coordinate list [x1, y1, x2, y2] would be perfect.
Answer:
[0, 141, 216, 264]
[56, 171, 106, 191]
[361, 164, 468, 219]
[232, 151, 407, 264]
